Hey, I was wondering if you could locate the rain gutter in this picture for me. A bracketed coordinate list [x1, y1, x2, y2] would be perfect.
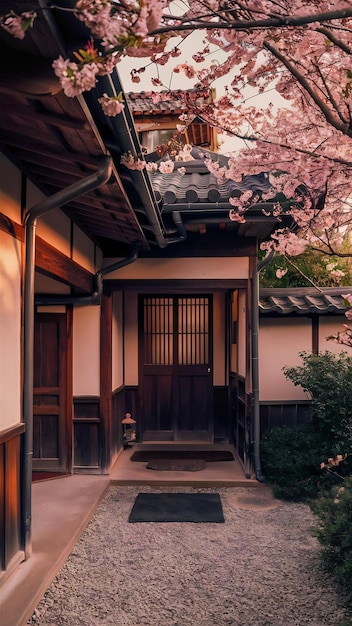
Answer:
[251, 250, 275, 482]
[22, 156, 112, 558]
[34, 247, 138, 306]
[97, 74, 182, 249]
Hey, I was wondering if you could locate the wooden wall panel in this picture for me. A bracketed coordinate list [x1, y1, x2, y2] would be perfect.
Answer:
[0, 425, 24, 577]
[213, 386, 230, 442]
[112, 387, 125, 461]
[73, 398, 100, 471]
[260, 402, 311, 435]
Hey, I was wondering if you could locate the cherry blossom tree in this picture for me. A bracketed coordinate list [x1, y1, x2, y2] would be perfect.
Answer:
[2, 0, 352, 261]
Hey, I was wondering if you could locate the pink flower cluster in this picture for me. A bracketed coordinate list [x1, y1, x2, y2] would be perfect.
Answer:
[98, 93, 124, 116]
[0, 10, 36, 39]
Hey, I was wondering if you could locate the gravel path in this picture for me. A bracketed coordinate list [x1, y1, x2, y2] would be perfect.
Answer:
[28, 486, 351, 626]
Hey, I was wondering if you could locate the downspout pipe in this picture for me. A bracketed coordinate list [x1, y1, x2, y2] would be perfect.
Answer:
[34, 246, 138, 307]
[22, 155, 112, 558]
[251, 250, 275, 482]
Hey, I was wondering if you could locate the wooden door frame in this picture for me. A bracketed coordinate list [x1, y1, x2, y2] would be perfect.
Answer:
[138, 293, 214, 441]
[33, 308, 73, 473]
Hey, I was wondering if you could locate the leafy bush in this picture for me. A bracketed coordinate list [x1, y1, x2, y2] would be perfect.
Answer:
[260, 424, 326, 500]
[283, 351, 352, 450]
[311, 475, 352, 595]
[261, 351, 352, 500]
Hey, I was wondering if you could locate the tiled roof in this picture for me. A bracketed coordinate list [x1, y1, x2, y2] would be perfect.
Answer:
[259, 288, 350, 315]
[150, 148, 273, 206]
[126, 90, 214, 115]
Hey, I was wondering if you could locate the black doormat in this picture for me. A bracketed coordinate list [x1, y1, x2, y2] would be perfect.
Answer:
[32, 472, 67, 482]
[130, 450, 234, 463]
[128, 492, 225, 523]
[147, 458, 206, 471]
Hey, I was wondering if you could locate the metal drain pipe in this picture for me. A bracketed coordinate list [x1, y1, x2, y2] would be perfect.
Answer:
[22, 156, 112, 558]
[35, 247, 138, 307]
[251, 250, 275, 482]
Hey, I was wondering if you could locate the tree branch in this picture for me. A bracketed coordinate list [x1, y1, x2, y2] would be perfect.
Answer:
[154, 8, 352, 35]
[263, 40, 352, 136]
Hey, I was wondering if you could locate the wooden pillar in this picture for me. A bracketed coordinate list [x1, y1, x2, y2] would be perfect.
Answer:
[100, 293, 112, 473]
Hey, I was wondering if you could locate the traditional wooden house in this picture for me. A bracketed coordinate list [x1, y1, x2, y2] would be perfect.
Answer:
[126, 89, 218, 152]
[1, 1, 350, 584]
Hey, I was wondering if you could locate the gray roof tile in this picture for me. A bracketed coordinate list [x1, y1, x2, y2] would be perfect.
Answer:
[259, 288, 349, 315]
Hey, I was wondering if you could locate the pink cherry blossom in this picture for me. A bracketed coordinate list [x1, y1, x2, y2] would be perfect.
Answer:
[159, 160, 175, 174]
[0, 11, 36, 39]
[98, 94, 124, 116]
[9, 1, 352, 263]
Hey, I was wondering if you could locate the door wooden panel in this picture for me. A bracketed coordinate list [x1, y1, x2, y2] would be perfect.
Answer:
[140, 296, 213, 441]
[33, 314, 69, 471]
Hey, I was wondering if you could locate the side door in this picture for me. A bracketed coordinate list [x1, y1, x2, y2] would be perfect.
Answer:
[33, 313, 70, 472]
[140, 295, 213, 441]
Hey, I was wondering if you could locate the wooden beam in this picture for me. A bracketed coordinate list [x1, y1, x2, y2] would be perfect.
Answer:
[0, 138, 99, 167]
[0, 213, 23, 241]
[100, 293, 112, 472]
[36, 237, 95, 293]
[5, 105, 88, 131]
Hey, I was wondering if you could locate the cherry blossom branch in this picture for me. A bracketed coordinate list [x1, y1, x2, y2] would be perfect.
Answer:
[153, 8, 352, 35]
[316, 26, 352, 55]
[263, 40, 352, 136]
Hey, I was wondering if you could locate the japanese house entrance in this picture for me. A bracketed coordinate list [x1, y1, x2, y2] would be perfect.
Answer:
[139, 295, 213, 441]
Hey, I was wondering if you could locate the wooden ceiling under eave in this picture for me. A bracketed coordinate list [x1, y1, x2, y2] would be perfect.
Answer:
[0, 1, 164, 256]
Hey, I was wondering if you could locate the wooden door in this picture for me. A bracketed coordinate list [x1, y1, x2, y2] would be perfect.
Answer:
[33, 313, 70, 472]
[140, 296, 213, 441]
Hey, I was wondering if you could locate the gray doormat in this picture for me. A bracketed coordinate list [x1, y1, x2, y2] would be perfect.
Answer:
[128, 492, 225, 523]
[130, 450, 234, 462]
[147, 459, 206, 471]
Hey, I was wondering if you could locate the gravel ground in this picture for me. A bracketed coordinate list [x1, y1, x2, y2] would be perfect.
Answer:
[28, 486, 351, 626]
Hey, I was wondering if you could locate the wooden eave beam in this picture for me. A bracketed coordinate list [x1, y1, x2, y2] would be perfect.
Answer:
[4, 105, 89, 131]
[36, 238, 95, 293]
[0, 137, 99, 167]
[0, 212, 95, 292]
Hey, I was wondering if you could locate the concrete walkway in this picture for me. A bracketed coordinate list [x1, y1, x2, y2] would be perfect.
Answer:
[0, 445, 259, 626]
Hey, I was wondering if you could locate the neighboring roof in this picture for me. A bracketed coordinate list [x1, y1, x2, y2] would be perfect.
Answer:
[259, 287, 350, 315]
[127, 90, 214, 116]
[150, 148, 295, 240]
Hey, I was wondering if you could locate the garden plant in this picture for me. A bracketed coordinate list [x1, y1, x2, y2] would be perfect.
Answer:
[261, 350, 352, 598]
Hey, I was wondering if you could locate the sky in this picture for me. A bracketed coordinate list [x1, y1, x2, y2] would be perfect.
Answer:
[117, 26, 284, 156]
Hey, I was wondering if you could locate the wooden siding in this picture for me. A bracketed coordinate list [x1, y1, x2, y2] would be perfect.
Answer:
[260, 402, 311, 434]
[111, 387, 125, 461]
[73, 398, 100, 471]
[213, 387, 230, 442]
[0, 424, 24, 578]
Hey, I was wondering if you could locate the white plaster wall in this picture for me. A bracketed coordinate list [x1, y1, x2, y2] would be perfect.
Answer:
[0, 231, 22, 429]
[124, 292, 138, 386]
[0, 154, 21, 223]
[112, 292, 124, 390]
[73, 306, 100, 396]
[319, 316, 352, 354]
[35, 273, 71, 294]
[27, 181, 100, 273]
[27, 182, 72, 258]
[72, 224, 96, 273]
[238, 290, 247, 378]
[213, 292, 226, 386]
[104, 256, 249, 279]
[259, 317, 312, 401]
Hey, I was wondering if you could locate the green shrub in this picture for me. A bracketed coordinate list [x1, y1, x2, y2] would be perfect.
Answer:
[283, 351, 352, 449]
[260, 424, 326, 500]
[311, 476, 352, 596]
